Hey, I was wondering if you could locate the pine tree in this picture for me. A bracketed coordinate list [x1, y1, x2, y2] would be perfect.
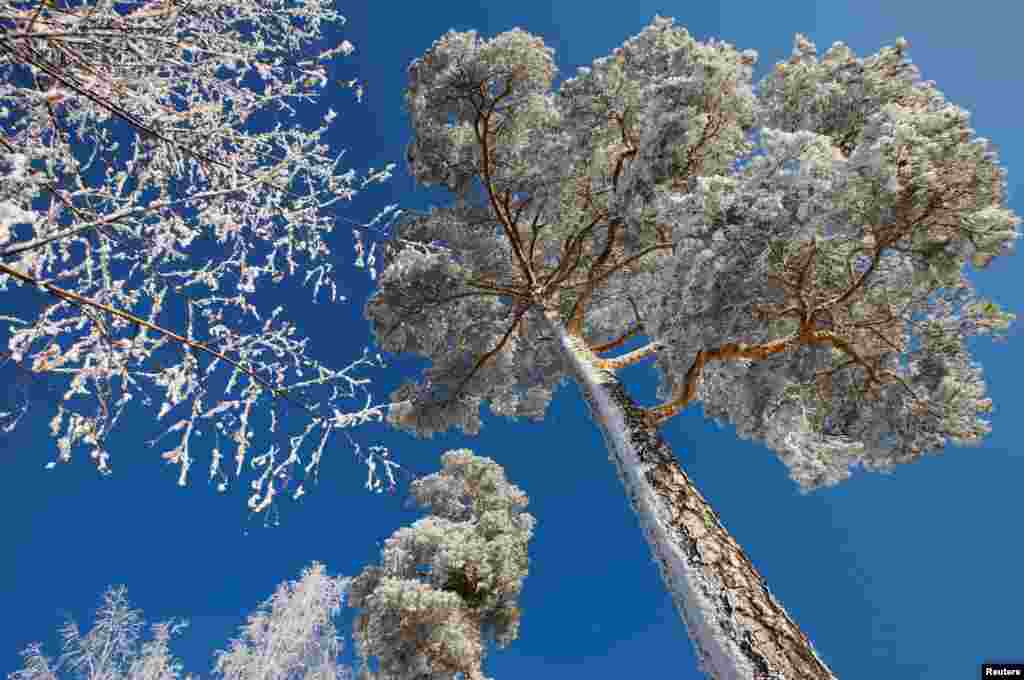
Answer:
[365, 18, 1019, 678]
[348, 449, 535, 680]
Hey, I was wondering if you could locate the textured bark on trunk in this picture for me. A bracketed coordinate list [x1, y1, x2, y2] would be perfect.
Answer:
[543, 310, 838, 680]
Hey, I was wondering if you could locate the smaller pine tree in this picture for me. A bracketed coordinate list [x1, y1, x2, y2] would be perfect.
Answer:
[347, 449, 536, 680]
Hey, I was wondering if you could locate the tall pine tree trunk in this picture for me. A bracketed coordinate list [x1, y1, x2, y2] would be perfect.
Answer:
[543, 309, 838, 680]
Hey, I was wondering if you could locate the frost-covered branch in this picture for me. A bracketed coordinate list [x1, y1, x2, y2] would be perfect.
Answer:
[0, 262, 292, 400]
[0, 0, 403, 514]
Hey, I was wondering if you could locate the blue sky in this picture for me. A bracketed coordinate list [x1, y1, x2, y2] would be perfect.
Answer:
[3, 1, 1023, 679]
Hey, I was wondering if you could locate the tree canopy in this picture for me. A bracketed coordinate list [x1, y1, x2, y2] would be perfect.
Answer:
[367, 17, 1019, 491]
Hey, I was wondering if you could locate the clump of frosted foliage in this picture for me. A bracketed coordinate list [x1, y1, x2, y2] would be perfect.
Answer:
[367, 208, 568, 438]
[559, 16, 759, 230]
[635, 32, 1018, 490]
[347, 450, 535, 680]
[404, 28, 564, 197]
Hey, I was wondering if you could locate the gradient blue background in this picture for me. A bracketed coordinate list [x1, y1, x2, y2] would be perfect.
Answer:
[3, 1, 1022, 679]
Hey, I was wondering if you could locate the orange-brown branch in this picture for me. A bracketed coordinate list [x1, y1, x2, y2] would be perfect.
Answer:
[567, 220, 621, 335]
[464, 277, 524, 297]
[594, 340, 661, 371]
[643, 322, 896, 426]
[472, 81, 536, 289]
[542, 213, 606, 292]
[591, 323, 644, 354]
[644, 335, 799, 425]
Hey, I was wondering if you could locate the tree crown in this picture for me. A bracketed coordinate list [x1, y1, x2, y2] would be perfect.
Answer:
[367, 17, 1019, 490]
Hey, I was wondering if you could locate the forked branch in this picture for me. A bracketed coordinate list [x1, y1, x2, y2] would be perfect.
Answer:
[644, 323, 898, 426]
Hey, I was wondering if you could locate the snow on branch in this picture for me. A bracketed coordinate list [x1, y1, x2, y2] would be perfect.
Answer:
[0, 0, 403, 515]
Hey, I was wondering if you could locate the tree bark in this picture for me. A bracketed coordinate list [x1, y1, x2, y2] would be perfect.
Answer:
[543, 309, 838, 680]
